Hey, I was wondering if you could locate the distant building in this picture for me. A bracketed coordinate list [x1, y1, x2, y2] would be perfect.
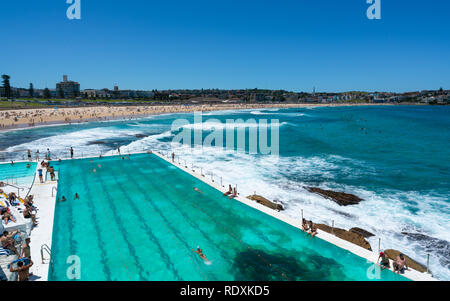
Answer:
[56, 75, 80, 98]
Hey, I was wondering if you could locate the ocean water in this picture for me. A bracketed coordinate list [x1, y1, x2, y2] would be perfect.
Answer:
[1, 105, 449, 280]
[48, 153, 407, 281]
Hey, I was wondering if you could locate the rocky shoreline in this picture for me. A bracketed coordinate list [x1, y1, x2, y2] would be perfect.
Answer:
[305, 186, 363, 206]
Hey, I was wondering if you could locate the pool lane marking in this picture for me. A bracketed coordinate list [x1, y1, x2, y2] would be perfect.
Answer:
[95, 168, 147, 281]
[149, 155, 291, 281]
[76, 161, 113, 280]
[132, 156, 290, 281]
[126, 159, 237, 268]
[121, 161, 211, 281]
[152, 155, 298, 252]
[87, 167, 134, 281]
[107, 163, 183, 280]
[124, 168, 211, 281]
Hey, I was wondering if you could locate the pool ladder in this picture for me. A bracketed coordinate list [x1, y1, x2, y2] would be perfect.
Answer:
[40, 244, 52, 264]
[40, 243, 55, 276]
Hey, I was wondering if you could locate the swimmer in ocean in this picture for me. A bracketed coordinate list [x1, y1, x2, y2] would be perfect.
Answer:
[193, 246, 209, 263]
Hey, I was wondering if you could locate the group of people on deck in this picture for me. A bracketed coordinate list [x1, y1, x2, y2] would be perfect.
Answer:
[377, 251, 409, 274]
[1, 193, 36, 281]
[302, 218, 318, 237]
[1, 193, 38, 228]
[1, 230, 34, 281]
[223, 184, 238, 199]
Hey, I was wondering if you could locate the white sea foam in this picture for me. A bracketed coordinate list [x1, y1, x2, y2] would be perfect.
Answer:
[5, 127, 144, 157]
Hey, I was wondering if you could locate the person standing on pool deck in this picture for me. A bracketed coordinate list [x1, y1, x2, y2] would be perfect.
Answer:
[21, 238, 31, 260]
[70, 147, 74, 159]
[37, 168, 43, 183]
[27, 149, 31, 161]
[35, 150, 39, 161]
[117, 145, 121, 155]
[10, 258, 33, 281]
[223, 185, 232, 196]
[172, 152, 175, 162]
[46, 148, 51, 160]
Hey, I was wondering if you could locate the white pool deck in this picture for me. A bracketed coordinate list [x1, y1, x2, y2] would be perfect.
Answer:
[1, 151, 437, 281]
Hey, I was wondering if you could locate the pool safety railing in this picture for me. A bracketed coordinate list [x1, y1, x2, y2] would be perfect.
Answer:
[1, 182, 26, 199]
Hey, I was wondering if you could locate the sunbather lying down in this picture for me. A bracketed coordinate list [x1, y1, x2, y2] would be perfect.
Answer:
[1, 209, 16, 225]
[1, 230, 20, 256]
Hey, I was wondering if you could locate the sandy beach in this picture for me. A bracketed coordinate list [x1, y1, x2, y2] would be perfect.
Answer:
[0, 103, 395, 131]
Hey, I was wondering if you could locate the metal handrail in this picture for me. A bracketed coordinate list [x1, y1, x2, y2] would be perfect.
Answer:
[40, 244, 52, 264]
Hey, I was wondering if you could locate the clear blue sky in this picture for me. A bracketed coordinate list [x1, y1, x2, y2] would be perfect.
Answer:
[1, 0, 449, 92]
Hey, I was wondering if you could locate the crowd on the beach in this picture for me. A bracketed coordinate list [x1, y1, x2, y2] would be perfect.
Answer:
[0, 103, 328, 130]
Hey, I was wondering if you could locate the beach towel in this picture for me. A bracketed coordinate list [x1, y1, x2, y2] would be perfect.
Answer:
[0, 247, 11, 256]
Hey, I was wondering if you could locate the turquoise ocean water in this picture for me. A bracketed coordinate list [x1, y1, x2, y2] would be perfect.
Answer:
[0, 105, 448, 279]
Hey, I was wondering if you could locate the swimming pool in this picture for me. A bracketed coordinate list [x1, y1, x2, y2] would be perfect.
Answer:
[48, 153, 407, 281]
[0, 161, 37, 187]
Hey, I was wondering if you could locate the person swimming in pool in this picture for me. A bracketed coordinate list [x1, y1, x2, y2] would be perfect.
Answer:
[193, 246, 209, 263]
[58, 196, 67, 202]
[75, 193, 79, 199]
[194, 187, 203, 194]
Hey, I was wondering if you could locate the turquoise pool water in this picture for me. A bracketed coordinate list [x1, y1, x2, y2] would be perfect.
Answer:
[0, 162, 37, 187]
[48, 153, 407, 281]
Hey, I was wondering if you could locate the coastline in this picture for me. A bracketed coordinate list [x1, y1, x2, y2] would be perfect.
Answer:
[0, 102, 402, 132]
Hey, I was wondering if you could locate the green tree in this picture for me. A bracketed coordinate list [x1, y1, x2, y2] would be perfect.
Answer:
[29, 83, 34, 98]
[2, 74, 11, 98]
[44, 88, 51, 99]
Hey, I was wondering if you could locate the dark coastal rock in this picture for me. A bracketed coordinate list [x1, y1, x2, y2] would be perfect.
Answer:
[350, 227, 375, 238]
[87, 141, 106, 145]
[246, 194, 284, 211]
[400, 232, 450, 270]
[135, 134, 149, 138]
[384, 249, 428, 273]
[316, 224, 372, 251]
[306, 187, 363, 206]
[329, 208, 356, 219]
